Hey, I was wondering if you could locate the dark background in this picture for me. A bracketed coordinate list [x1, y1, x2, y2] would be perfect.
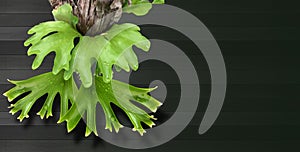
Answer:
[0, 0, 299, 151]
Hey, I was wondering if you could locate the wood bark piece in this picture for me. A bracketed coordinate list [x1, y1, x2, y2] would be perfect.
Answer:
[48, 0, 123, 35]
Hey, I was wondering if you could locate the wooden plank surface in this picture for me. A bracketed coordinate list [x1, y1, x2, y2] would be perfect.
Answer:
[0, 0, 299, 152]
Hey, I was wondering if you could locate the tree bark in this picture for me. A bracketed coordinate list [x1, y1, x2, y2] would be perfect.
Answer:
[48, 0, 123, 35]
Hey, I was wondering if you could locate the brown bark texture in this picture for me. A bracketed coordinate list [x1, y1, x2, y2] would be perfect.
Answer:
[48, 0, 125, 35]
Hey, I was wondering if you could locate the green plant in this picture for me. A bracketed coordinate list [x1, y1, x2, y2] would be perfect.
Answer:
[3, 0, 164, 136]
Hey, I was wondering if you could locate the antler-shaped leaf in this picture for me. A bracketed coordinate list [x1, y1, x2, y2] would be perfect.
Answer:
[24, 21, 81, 74]
[59, 75, 162, 136]
[3, 71, 78, 122]
[64, 23, 150, 88]
[58, 81, 99, 137]
[24, 4, 81, 75]
[95, 75, 162, 136]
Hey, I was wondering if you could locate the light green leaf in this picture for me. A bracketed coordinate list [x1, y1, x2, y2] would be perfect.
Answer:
[64, 23, 150, 88]
[24, 21, 81, 75]
[123, 0, 152, 16]
[59, 75, 162, 136]
[123, 0, 165, 16]
[63, 36, 103, 88]
[152, 0, 165, 4]
[58, 80, 99, 137]
[3, 71, 77, 122]
[52, 3, 78, 28]
[95, 75, 162, 136]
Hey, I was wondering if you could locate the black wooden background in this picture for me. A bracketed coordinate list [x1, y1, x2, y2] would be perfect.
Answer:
[0, 0, 299, 151]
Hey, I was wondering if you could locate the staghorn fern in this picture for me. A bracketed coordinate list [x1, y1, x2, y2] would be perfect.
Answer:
[3, 1, 164, 136]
